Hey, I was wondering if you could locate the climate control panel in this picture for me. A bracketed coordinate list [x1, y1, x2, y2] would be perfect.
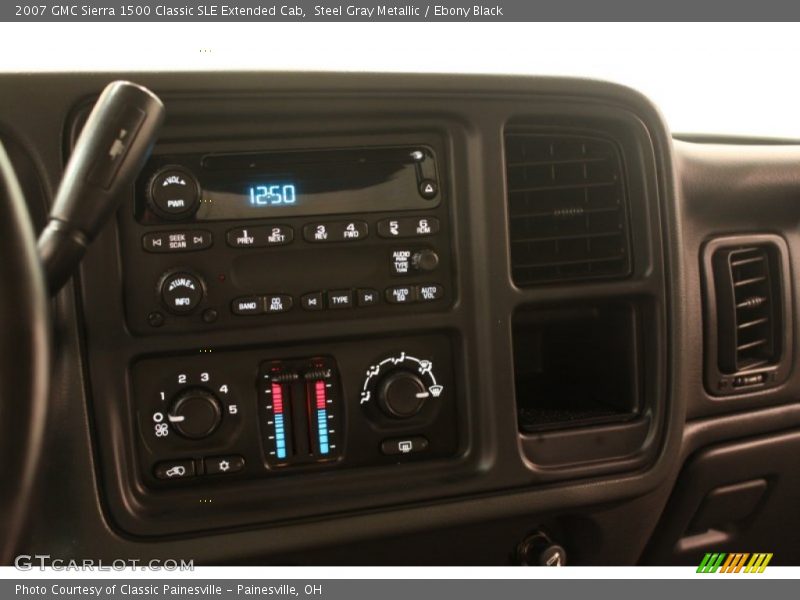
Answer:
[131, 334, 459, 487]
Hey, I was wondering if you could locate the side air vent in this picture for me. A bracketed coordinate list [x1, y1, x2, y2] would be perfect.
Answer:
[703, 236, 792, 395]
[505, 132, 631, 286]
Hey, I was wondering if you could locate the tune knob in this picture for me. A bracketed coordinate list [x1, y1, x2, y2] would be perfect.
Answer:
[159, 270, 204, 314]
[377, 371, 429, 418]
[168, 388, 222, 439]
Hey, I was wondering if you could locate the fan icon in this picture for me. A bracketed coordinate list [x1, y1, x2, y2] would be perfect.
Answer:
[218, 460, 230, 472]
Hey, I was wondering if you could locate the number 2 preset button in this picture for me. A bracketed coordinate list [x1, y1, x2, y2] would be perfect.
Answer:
[226, 225, 293, 248]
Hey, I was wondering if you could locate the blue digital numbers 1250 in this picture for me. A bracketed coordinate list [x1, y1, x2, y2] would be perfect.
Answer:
[248, 184, 297, 206]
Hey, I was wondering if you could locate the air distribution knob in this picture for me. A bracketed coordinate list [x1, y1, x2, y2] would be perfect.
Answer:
[168, 388, 222, 440]
[377, 371, 429, 418]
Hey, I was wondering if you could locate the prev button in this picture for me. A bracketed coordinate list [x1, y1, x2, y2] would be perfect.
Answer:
[226, 225, 293, 248]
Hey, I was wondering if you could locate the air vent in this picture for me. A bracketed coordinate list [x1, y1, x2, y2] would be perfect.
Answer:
[703, 236, 792, 395]
[505, 132, 631, 285]
[713, 246, 781, 373]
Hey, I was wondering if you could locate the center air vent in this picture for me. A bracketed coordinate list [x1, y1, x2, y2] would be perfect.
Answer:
[703, 235, 792, 396]
[505, 132, 631, 286]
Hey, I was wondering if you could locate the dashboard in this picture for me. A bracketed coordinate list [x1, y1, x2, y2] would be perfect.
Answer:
[2, 72, 800, 565]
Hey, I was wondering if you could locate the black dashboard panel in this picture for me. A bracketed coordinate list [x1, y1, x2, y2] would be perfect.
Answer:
[55, 76, 677, 538]
[8, 71, 799, 564]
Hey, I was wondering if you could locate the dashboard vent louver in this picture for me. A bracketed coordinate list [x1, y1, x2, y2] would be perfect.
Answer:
[713, 245, 782, 374]
[504, 132, 631, 286]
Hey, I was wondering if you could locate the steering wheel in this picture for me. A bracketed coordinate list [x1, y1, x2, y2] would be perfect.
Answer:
[0, 141, 50, 564]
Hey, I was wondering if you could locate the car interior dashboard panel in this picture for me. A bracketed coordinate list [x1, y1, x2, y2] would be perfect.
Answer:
[2, 72, 800, 564]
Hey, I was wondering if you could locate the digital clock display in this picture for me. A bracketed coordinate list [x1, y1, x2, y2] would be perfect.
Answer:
[248, 184, 297, 207]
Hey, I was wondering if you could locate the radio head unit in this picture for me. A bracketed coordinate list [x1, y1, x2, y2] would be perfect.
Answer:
[139, 145, 440, 222]
[120, 142, 453, 334]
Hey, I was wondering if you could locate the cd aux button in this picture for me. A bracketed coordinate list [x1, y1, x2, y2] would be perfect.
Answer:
[265, 294, 293, 313]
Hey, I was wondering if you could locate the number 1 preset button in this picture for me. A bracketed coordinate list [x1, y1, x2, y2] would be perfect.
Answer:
[226, 225, 293, 248]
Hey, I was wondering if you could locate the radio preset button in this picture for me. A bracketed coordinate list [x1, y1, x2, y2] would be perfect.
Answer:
[377, 217, 440, 239]
[265, 294, 293, 313]
[386, 285, 417, 304]
[301, 292, 324, 311]
[328, 290, 353, 309]
[231, 297, 263, 315]
[226, 225, 293, 248]
[303, 221, 368, 243]
[160, 271, 204, 314]
[357, 289, 379, 307]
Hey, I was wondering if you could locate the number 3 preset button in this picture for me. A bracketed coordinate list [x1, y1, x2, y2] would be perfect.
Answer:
[303, 221, 368, 242]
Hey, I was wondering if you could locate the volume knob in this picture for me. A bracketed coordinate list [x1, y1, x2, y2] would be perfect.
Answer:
[147, 166, 200, 220]
[377, 371, 428, 418]
[168, 388, 222, 440]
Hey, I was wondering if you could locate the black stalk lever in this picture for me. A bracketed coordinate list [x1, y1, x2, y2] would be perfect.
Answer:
[38, 80, 164, 294]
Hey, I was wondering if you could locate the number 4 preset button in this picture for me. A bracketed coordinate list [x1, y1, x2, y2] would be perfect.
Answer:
[303, 221, 368, 242]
